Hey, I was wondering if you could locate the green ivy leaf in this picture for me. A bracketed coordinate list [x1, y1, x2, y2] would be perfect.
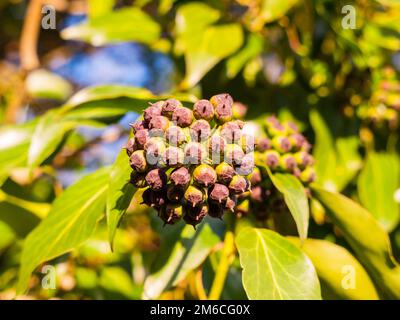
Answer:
[259, 0, 300, 24]
[88, 0, 115, 19]
[288, 237, 379, 300]
[143, 221, 219, 299]
[310, 110, 361, 192]
[358, 152, 400, 232]
[61, 7, 161, 46]
[99, 267, 142, 299]
[267, 171, 309, 241]
[236, 228, 321, 300]
[17, 167, 110, 294]
[181, 24, 243, 89]
[0, 123, 34, 186]
[226, 34, 264, 79]
[27, 111, 77, 169]
[312, 185, 400, 299]
[62, 85, 197, 112]
[106, 149, 135, 250]
[25, 69, 72, 101]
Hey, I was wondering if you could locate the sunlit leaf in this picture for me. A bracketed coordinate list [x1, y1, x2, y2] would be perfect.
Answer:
[288, 237, 379, 300]
[62, 85, 197, 112]
[226, 33, 264, 79]
[267, 171, 309, 241]
[358, 152, 400, 232]
[27, 111, 77, 168]
[143, 221, 219, 299]
[106, 149, 135, 250]
[17, 167, 110, 294]
[312, 185, 400, 299]
[0, 122, 36, 186]
[236, 228, 321, 300]
[310, 110, 361, 192]
[99, 267, 141, 299]
[61, 7, 161, 46]
[88, 0, 115, 19]
[260, 0, 300, 23]
[25, 69, 72, 101]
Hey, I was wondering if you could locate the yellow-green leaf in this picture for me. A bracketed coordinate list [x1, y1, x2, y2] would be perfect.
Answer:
[236, 228, 321, 300]
[106, 149, 135, 250]
[17, 167, 110, 294]
[288, 237, 379, 300]
[143, 221, 219, 299]
[358, 152, 400, 232]
[267, 171, 309, 241]
[312, 186, 400, 299]
[61, 7, 161, 46]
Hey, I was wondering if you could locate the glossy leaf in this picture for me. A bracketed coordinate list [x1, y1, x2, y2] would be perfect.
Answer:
[260, 0, 300, 23]
[268, 171, 309, 241]
[88, 0, 114, 19]
[62, 85, 197, 112]
[236, 228, 321, 300]
[17, 167, 110, 294]
[99, 267, 141, 299]
[310, 110, 361, 192]
[181, 24, 243, 89]
[358, 152, 400, 232]
[312, 185, 400, 299]
[0, 221, 15, 252]
[106, 149, 135, 250]
[226, 33, 264, 78]
[0, 122, 35, 185]
[61, 7, 161, 46]
[288, 237, 379, 300]
[25, 69, 72, 101]
[28, 111, 77, 168]
[143, 221, 219, 299]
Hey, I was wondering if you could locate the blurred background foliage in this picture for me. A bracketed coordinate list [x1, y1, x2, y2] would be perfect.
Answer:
[0, 0, 399, 300]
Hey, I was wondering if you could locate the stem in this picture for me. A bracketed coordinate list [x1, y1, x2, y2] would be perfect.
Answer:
[20, 0, 43, 71]
[208, 229, 235, 300]
[195, 269, 207, 300]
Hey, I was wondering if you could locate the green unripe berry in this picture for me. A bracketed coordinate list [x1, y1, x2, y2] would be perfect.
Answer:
[300, 167, 316, 184]
[279, 154, 297, 171]
[229, 175, 250, 194]
[184, 185, 205, 207]
[272, 136, 292, 153]
[193, 164, 217, 187]
[215, 162, 235, 185]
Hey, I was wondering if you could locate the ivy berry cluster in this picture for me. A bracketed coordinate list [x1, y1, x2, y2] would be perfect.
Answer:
[234, 116, 315, 219]
[358, 66, 400, 130]
[125, 94, 253, 227]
